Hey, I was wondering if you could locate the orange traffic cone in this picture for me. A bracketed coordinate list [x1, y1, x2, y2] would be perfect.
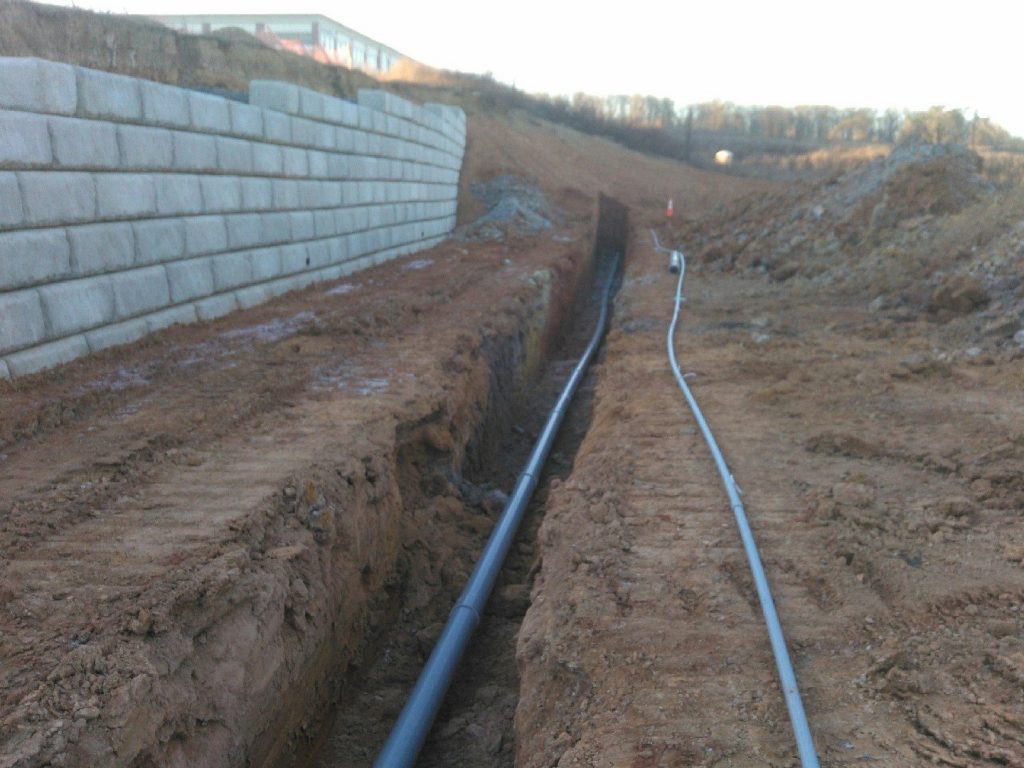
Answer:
[666, 198, 674, 218]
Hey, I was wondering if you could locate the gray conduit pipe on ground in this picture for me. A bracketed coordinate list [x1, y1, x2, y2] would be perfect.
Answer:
[655, 230, 820, 768]
[374, 253, 622, 768]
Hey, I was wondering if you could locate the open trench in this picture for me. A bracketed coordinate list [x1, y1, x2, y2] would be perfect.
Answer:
[268, 196, 629, 768]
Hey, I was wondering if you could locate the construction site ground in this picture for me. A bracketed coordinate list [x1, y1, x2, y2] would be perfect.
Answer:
[3, 11, 1024, 765]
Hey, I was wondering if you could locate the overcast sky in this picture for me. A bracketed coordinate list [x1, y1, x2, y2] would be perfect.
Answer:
[53, 0, 1024, 137]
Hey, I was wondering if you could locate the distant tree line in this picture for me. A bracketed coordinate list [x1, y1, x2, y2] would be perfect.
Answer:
[529, 94, 1024, 153]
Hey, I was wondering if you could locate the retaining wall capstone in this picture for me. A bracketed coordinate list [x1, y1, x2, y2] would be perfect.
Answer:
[0, 58, 466, 377]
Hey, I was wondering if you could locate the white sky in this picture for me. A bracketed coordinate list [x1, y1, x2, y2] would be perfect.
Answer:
[53, 0, 1024, 137]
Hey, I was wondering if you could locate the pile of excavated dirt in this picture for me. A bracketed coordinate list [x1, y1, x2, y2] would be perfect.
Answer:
[454, 175, 563, 242]
[680, 142, 1023, 354]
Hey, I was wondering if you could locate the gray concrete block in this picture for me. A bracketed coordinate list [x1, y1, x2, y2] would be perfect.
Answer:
[353, 131, 369, 154]
[0, 58, 76, 115]
[326, 154, 348, 178]
[95, 173, 156, 218]
[211, 250, 252, 291]
[240, 178, 273, 210]
[314, 210, 336, 237]
[261, 109, 291, 143]
[110, 265, 170, 319]
[278, 243, 309, 275]
[248, 246, 281, 282]
[165, 257, 215, 303]
[307, 150, 328, 177]
[68, 222, 134, 274]
[145, 304, 198, 334]
[216, 136, 253, 173]
[183, 215, 227, 256]
[334, 128, 355, 153]
[173, 131, 218, 171]
[313, 122, 334, 150]
[229, 101, 264, 138]
[140, 80, 190, 127]
[19, 171, 96, 225]
[290, 118, 317, 148]
[84, 317, 148, 353]
[132, 218, 186, 265]
[75, 67, 141, 120]
[199, 176, 242, 213]
[0, 289, 47, 352]
[0, 229, 70, 290]
[0, 172, 22, 228]
[118, 124, 174, 168]
[38, 275, 115, 336]
[194, 292, 238, 321]
[155, 175, 204, 216]
[0, 112, 52, 166]
[260, 211, 291, 243]
[289, 211, 315, 240]
[334, 208, 354, 234]
[272, 180, 299, 209]
[250, 81, 300, 115]
[328, 235, 349, 264]
[298, 87, 325, 120]
[5, 335, 89, 376]
[234, 284, 270, 309]
[252, 142, 284, 175]
[282, 147, 308, 177]
[297, 180, 323, 208]
[305, 239, 330, 267]
[226, 213, 262, 249]
[188, 91, 231, 133]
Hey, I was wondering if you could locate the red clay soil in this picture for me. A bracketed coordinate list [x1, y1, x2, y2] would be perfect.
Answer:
[515, 215, 1024, 767]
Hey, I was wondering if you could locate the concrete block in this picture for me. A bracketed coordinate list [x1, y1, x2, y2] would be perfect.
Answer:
[252, 142, 283, 175]
[272, 180, 299, 209]
[334, 128, 355, 153]
[194, 292, 238, 321]
[307, 150, 328, 177]
[0, 359, 8, 379]
[0, 172, 22, 228]
[297, 180, 323, 208]
[38, 275, 115, 336]
[314, 210, 335, 237]
[173, 131, 218, 171]
[132, 218, 186, 265]
[216, 136, 253, 173]
[188, 91, 231, 134]
[155, 175, 204, 216]
[84, 317, 148, 353]
[260, 212, 291, 244]
[328, 235, 349, 264]
[229, 101, 264, 138]
[165, 257, 215, 303]
[183, 215, 228, 256]
[290, 118, 317, 148]
[226, 213, 262, 249]
[0, 289, 47, 352]
[145, 304, 198, 334]
[95, 174, 156, 219]
[5, 335, 89, 376]
[356, 107, 372, 132]
[261, 109, 291, 143]
[110, 265, 171, 319]
[353, 131, 369, 154]
[279, 243, 309, 274]
[306, 239, 330, 267]
[334, 208, 354, 234]
[313, 122, 334, 150]
[249, 81, 300, 115]
[68, 222, 134, 274]
[326, 154, 348, 178]
[0, 229, 70, 290]
[248, 246, 281, 282]
[115, 124, 174, 169]
[0, 58, 76, 115]
[282, 147, 308, 177]
[240, 178, 273, 210]
[211, 250, 252, 291]
[0, 112, 52, 166]
[298, 87, 325, 120]
[199, 176, 242, 213]
[139, 80, 191, 127]
[75, 67, 141, 120]
[234, 284, 270, 309]
[19, 171, 96, 225]
[289, 211, 315, 240]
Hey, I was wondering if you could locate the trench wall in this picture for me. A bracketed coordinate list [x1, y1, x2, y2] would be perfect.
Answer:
[0, 57, 466, 378]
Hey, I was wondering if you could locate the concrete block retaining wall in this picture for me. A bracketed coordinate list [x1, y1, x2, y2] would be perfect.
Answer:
[0, 58, 466, 378]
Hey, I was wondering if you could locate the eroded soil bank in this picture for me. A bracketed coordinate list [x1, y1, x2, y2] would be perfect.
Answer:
[0, 206, 602, 768]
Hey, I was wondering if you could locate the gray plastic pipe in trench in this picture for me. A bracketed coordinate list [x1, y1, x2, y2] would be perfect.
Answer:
[374, 254, 622, 768]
